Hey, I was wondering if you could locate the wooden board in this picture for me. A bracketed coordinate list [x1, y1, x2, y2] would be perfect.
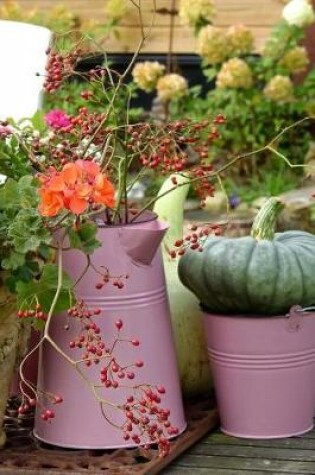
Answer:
[164, 427, 315, 474]
[1, 0, 284, 53]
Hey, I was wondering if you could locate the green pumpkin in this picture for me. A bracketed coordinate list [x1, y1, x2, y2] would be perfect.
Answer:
[178, 197, 315, 316]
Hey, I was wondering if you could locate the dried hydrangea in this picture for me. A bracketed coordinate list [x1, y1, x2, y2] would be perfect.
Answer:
[216, 58, 253, 89]
[105, 0, 130, 22]
[279, 46, 309, 73]
[282, 0, 315, 27]
[196, 26, 230, 64]
[132, 61, 166, 92]
[156, 74, 188, 102]
[226, 25, 254, 56]
[263, 75, 294, 103]
[179, 0, 216, 27]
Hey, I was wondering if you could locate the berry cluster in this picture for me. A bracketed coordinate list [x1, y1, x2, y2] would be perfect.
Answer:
[17, 393, 63, 423]
[17, 303, 47, 322]
[43, 47, 82, 93]
[66, 305, 177, 456]
[67, 301, 105, 367]
[127, 118, 218, 174]
[95, 268, 129, 291]
[122, 386, 178, 457]
[169, 222, 222, 258]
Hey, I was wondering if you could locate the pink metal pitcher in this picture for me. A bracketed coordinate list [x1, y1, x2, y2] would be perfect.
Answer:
[34, 212, 186, 448]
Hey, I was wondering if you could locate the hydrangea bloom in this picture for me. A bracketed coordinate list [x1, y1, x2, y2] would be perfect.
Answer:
[216, 58, 253, 89]
[263, 75, 294, 103]
[156, 74, 188, 102]
[179, 0, 216, 26]
[132, 61, 165, 92]
[282, 0, 315, 27]
[279, 46, 309, 73]
[226, 25, 254, 56]
[196, 26, 230, 64]
[105, 0, 130, 21]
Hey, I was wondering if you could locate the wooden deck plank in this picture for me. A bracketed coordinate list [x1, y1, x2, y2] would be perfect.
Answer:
[166, 454, 315, 473]
[202, 433, 315, 450]
[164, 427, 315, 474]
[191, 444, 315, 461]
[164, 469, 306, 475]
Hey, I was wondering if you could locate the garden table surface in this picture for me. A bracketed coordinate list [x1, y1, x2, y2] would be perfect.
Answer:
[163, 425, 315, 475]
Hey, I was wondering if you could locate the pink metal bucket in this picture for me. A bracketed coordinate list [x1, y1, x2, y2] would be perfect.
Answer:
[33, 213, 186, 448]
[204, 306, 315, 439]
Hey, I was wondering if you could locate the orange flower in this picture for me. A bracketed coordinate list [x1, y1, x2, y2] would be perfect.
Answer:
[38, 160, 115, 217]
[39, 189, 65, 217]
[61, 162, 79, 185]
[93, 174, 116, 207]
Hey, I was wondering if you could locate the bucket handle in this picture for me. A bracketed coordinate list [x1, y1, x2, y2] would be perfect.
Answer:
[286, 305, 315, 332]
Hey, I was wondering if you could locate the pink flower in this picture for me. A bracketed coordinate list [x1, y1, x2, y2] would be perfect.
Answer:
[45, 109, 71, 129]
[0, 125, 13, 137]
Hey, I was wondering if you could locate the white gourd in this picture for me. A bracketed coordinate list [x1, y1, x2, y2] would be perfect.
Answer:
[153, 174, 212, 397]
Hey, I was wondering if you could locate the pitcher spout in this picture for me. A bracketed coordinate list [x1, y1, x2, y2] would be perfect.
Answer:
[118, 218, 169, 266]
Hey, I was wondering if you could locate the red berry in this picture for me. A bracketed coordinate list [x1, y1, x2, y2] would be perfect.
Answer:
[115, 319, 123, 330]
[54, 395, 63, 404]
[157, 385, 166, 394]
[45, 409, 55, 419]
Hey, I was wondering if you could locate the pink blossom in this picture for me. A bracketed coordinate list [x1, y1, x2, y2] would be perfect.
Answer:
[45, 109, 71, 129]
[0, 125, 13, 137]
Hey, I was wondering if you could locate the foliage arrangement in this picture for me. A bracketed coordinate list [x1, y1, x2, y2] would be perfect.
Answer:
[0, 0, 313, 456]
[0, 0, 228, 455]
[131, 0, 315, 193]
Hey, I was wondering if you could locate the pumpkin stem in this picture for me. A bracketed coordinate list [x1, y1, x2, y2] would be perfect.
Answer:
[250, 197, 285, 240]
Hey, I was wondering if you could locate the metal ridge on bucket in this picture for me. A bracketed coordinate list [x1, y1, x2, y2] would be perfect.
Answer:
[81, 287, 167, 309]
[209, 346, 315, 368]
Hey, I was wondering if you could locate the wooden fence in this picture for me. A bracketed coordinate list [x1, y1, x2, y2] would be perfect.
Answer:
[1, 0, 285, 53]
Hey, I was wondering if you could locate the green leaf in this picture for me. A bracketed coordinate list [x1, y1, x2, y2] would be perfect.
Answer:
[16, 264, 74, 314]
[1, 252, 26, 270]
[0, 179, 20, 208]
[30, 110, 46, 132]
[203, 67, 218, 82]
[8, 209, 51, 254]
[68, 221, 101, 254]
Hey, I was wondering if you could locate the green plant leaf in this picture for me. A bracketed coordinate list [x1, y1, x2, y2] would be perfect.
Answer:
[8, 209, 51, 254]
[16, 264, 73, 314]
[68, 221, 101, 254]
[1, 252, 26, 271]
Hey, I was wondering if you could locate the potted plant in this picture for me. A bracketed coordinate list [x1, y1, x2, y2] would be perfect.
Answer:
[0, 15, 231, 452]
[178, 196, 315, 438]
